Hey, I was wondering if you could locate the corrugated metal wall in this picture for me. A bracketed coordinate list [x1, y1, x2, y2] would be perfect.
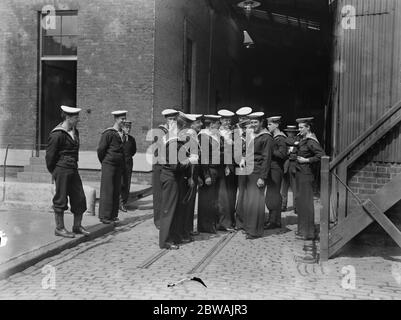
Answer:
[331, 0, 401, 162]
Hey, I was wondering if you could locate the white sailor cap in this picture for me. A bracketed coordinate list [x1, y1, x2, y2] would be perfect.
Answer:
[161, 109, 179, 117]
[203, 115, 222, 120]
[111, 110, 128, 116]
[235, 107, 253, 116]
[248, 112, 265, 119]
[284, 125, 299, 132]
[296, 117, 314, 124]
[267, 116, 282, 123]
[217, 109, 235, 117]
[61, 105, 81, 114]
[185, 114, 203, 122]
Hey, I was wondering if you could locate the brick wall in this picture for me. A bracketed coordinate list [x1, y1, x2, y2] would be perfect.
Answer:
[153, 0, 244, 126]
[0, 0, 42, 149]
[76, 0, 155, 152]
[0, 0, 155, 153]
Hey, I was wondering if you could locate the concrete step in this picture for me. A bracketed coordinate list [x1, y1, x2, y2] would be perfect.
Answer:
[23, 164, 49, 173]
[29, 157, 46, 165]
[1, 181, 96, 214]
[17, 172, 53, 183]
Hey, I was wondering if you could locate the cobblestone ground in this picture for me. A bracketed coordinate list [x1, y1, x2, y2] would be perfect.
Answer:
[1, 203, 401, 300]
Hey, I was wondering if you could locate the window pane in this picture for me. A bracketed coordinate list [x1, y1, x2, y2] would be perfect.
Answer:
[43, 15, 61, 36]
[43, 36, 61, 55]
[61, 15, 77, 35]
[61, 36, 77, 55]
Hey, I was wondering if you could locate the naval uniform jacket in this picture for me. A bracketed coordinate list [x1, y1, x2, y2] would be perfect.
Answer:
[245, 129, 273, 180]
[122, 134, 137, 170]
[295, 134, 325, 175]
[271, 131, 288, 171]
[97, 128, 125, 167]
[198, 129, 224, 182]
[46, 124, 80, 173]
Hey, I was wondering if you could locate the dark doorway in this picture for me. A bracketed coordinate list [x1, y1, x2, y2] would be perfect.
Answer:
[40, 60, 77, 146]
[223, 0, 330, 149]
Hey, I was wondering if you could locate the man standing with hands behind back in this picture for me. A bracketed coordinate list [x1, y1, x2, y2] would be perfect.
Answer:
[120, 121, 137, 212]
[97, 110, 127, 224]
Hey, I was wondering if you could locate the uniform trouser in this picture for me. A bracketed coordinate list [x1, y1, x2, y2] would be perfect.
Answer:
[52, 167, 87, 215]
[295, 172, 315, 238]
[281, 170, 297, 210]
[120, 161, 133, 205]
[183, 183, 197, 239]
[159, 171, 180, 248]
[235, 174, 247, 229]
[198, 168, 220, 233]
[174, 173, 189, 242]
[152, 164, 162, 229]
[217, 173, 237, 229]
[99, 163, 122, 220]
[242, 174, 266, 237]
[265, 167, 283, 225]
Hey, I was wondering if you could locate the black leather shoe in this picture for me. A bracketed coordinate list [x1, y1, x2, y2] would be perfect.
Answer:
[264, 222, 281, 230]
[181, 237, 194, 244]
[73, 226, 90, 236]
[119, 205, 127, 212]
[100, 219, 113, 224]
[112, 217, 120, 221]
[190, 231, 199, 236]
[164, 243, 179, 250]
[55, 228, 75, 238]
[246, 234, 260, 240]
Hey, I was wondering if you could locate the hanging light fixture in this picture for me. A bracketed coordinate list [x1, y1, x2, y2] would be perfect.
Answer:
[237, 0, 261, 19]
[243, 30, 254, 48]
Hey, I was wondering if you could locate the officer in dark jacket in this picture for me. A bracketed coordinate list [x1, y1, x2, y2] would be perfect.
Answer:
[97, 110, 127, 224]
[264, 116, 288, 229]
[46, 105, 89, 238]
[119, 121, 137, 212]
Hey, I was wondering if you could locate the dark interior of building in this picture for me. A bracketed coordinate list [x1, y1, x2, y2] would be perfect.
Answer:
[223, 0, 331, 149]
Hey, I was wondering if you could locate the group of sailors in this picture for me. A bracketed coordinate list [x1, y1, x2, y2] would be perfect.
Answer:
[153, 107, 325, 250]
[46, 106, 137, 238]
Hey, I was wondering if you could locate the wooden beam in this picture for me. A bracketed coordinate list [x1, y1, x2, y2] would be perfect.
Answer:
[363, 199, 401, 248]
[370, 173, 401, 211]
[329, 205, 374, 258]
[319, 156, 330, 261]
[329, 99, 401, 170]
[347, 114, 401, 167]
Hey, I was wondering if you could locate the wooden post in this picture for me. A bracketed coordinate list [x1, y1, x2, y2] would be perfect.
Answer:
[320, 156, 330, 262]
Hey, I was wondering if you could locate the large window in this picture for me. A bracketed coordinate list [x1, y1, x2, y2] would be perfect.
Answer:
[38, 11, 78, 147]
[42, 11, 78, 57]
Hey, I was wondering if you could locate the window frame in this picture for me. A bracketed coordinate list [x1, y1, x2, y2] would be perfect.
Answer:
[39, 10, 78, 61]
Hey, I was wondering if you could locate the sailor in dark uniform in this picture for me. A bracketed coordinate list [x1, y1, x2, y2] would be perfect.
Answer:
[264, 116, 287, 229]
[159, 110, 188, 249]
[234, 106, 253, 231]
[237, 112, 273, 239]
[294, 117, 325, 240]
[152, 122, 168, 229]
[280, 125, 299, 212]
[217, 109, 237, 231]
[197, 114, 223, 233]
[180, 113, 203, 240]
[97, 110, 127, 224]
[119, 121, 137, 212]
[46, 105, 90, 238]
